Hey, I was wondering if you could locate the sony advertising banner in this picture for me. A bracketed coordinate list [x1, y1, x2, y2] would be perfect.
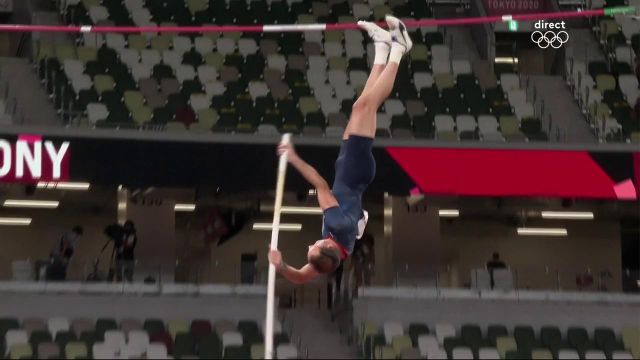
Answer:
[0, 135, 70, 183]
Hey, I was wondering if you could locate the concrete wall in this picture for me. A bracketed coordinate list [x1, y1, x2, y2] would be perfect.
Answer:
[383, 195, 623, 291]
[0, 206, 117, 281]
[441, 218, 623, 291]
[126, 197, 177, 282]
[0, 292, 266, 322]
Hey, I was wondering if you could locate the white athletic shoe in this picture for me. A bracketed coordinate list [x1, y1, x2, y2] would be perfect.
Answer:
[385, 15, 413, 53]
[356, 209, 369, 240]
[357, 20, 392, 47]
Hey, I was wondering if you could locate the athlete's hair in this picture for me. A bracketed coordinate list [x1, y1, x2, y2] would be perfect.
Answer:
[309, 246, 341, 274]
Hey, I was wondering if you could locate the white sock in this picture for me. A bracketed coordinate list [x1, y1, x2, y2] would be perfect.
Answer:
[373, 42, 390, 65]
[388, 43, 406, 64]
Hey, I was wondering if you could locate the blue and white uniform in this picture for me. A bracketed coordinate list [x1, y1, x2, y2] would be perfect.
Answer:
[321, 135, 375, 258]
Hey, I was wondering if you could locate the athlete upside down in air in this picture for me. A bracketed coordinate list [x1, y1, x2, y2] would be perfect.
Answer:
[268, 15, 413, 284]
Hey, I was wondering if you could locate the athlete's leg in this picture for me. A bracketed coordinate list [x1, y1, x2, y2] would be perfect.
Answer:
[341, 21, 390, 140]
[357, 21, 391, 94]
[343, 15, 413, 139]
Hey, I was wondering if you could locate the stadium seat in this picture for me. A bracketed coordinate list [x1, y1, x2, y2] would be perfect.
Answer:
[407, 323, 429, 346]
[104, 330, 125, 349]
[174, 333, 197, 358]
[374, 345, 396, 359]
[612, 351, 635, 359]
[249, 343, 264, 360]
[65, 342, 88, 360]
[585, 350, 607, 359]
[398, 347, 421, 359]
[196, 333, 220, 358]
[497, 336, 518, 358]
[514, 325, 538, 351]
[417, 335, 440, 357]
[9, 343, 33, 360]
[479, 347, 501, 359]
[532, 348, 553, 359]
[147, 343, 168, 359]
[92, 342, 116, 359]
[452, 346, 474, 359]
[392, 335, 413, 354]
[47, 318, 70, 338]
[29, 330, 52, 351]
[6, 329, 28, 351]
[37, 342, 60, 359]
[276, 344, 298, 359]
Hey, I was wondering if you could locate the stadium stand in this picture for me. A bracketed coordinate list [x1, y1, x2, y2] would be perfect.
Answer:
[28, 0, 552, 141]
[356, 321, 639, 360]
[0, 316, 294, 359]
[564, 3, 640, 143]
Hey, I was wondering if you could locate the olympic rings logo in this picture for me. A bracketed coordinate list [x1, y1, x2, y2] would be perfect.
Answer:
[530, 30, 569, 49]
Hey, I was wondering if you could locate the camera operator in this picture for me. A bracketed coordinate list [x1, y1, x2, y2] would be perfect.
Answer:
[47, 226, 83, 281]
[105, 220, 138, 282]
[116, 221, 138, 282]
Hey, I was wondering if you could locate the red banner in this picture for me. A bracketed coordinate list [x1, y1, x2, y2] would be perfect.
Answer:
[386, 147, 638, 200]
[484, 0, 546, 15]
[0, 135, 70, 183]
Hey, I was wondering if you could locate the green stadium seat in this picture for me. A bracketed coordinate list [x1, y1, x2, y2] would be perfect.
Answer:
[250, 343, 264, 360]
[93, 75, 116, 95]
[214, 110, 239, 132]
[56, 44, 77, 62]
[374, 345, 397, 359]
[97, 47, 119, 67]
[443, 338, 465, 358]
[151, 35, 173, 52]
[392, 335, 413, 355]
[224, 345, 251, 359]
[29, 331, 53, 350]
[365, 334, 386, 359]
[413, 115, 434, 138]
[540, 326, 563, 351]
[77, 46, 98, 63]
[505, 349, 530, 359]
[514, 326, 538, 352]
[407, 323, 429, 347]
[124, 90, 146, 112]
[174, 333, 197, 358]
[54, 330, 77, 352]
[131, 105, 152, 125]
[531, 348, 553, 359]
[238, 113, 260, 133]
[142, 319, 165, 336]
[594, 328, 618, 350]
[95, 319, 118, 340]
[567, 327, 591, 349]
[520, 117, 548, 141]
[496, 336, 518, 359]
[65, 341, 88, 359]
[9, 344, 33, 360]
[461, 324, 483, 349]
[198, 332, 222, 358]
[299, 97, 320, 116]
